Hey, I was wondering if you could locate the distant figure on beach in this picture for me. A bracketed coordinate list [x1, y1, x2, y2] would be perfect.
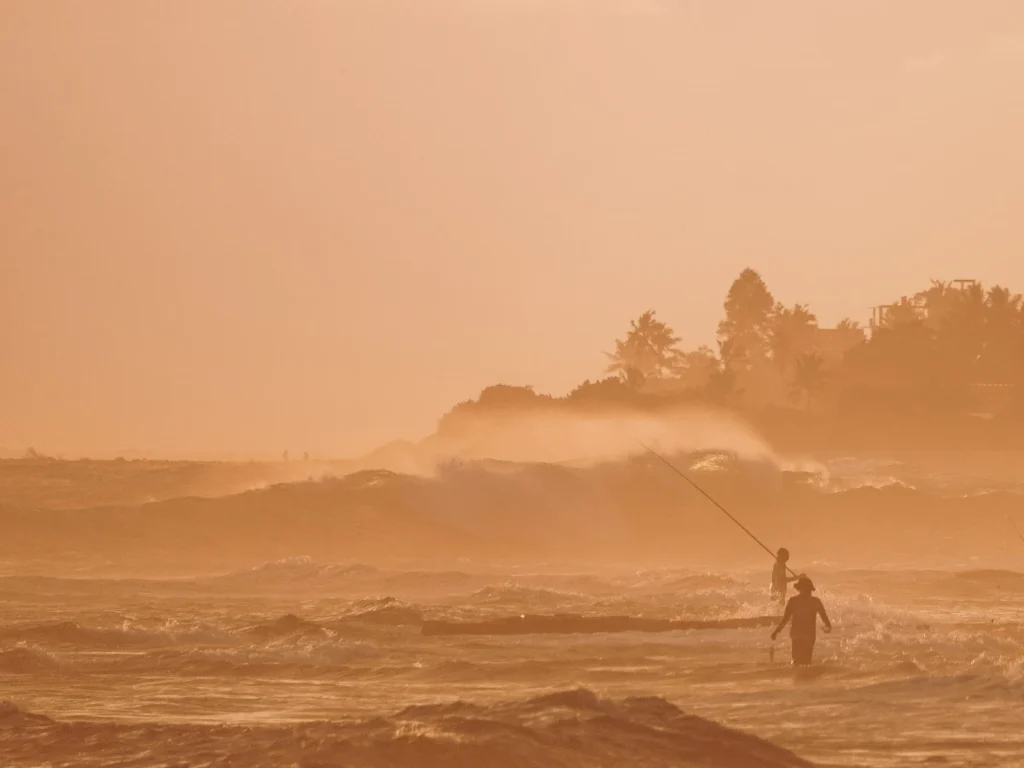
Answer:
[770, 548, 801, 605]
[771, 576, 832, 666]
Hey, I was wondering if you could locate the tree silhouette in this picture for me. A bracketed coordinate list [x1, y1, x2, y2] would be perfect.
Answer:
[428, 270, 1024, 452]
[882, 297, 924, 329]
[984, 285, 1022, 340]
[606, 310, 682, 388]
[477, 384, 543, 407]
[932, 283, 987, 384]
[770, 303, 819, 375]
[566, 377, 633, 405]
[790, 352, 828, 412]
[706, 365, 743, 405]
[975, 302, 1024, 384]
[716, 336, 747, 370]
[718, 269, 775, 369]
[677, 345, 720, 389]
[918, 280, 951, 321]
[841, 320, 938, 391]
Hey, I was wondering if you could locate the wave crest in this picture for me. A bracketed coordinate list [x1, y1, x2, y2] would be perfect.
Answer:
[0, 688, 814, 766]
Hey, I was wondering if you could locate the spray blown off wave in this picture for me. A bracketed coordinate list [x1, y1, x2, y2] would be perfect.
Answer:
[3, 452, 1024, 575]
[3, 450, 1024, 766]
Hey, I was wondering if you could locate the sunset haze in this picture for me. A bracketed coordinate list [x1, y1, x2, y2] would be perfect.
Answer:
[3, 0, 1024, 457]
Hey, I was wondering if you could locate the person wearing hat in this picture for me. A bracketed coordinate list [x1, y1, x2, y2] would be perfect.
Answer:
[770, 547, 804, 605]
[770, 575, 832, 666]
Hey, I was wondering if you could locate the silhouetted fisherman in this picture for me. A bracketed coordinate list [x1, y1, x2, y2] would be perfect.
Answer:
[771, 576, 832, 666]
[770, 547, 802, 605]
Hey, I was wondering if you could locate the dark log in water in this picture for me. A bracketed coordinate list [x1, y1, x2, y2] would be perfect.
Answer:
[422, 614, 777, 636]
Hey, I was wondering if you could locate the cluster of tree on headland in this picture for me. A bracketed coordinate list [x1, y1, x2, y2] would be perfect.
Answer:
[439, 269, 1024, 449]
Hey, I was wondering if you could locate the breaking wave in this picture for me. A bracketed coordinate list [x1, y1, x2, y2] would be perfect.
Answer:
[3, 455, 1024, 574]
[0, 688, 814, 768]
[0, 619, 227, 649]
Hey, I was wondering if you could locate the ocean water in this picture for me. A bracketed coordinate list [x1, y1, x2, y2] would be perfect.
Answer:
[1, 453, 1022, 766]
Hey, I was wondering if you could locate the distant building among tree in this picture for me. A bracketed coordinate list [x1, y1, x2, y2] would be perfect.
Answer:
[808, 325, 865, 368]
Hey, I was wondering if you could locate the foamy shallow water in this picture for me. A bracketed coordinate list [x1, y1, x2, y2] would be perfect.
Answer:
[1, 562, 1021, 767]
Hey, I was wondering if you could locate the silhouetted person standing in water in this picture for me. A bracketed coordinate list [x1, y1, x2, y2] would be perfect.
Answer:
[770, 548, 802, 605]
[771, 576, 832, 666]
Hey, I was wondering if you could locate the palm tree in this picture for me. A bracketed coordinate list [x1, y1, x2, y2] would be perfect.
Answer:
[985, 285, 1023, 337]
[605, 310, 683, 388]
[953, 281, 986, 323]
[770, 303, 818, 375]
[835, 317, 865, 344]
[972, 285, 1024, 384]
[934, 282, 987, 379]
[917, 280, 949, 313]
[883, 297, 924, 329]
[790, 353, 828, 412]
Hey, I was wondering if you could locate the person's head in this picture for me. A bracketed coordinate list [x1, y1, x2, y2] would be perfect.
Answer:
[795, 576, 815, 594]
[777, 547, 789, 562]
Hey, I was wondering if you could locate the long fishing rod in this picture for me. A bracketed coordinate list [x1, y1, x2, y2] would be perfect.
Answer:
[1007, 513, 1024, 545]
[637, 441, 797, 578]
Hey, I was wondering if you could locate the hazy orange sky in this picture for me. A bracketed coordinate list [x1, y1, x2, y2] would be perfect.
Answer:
[3, 1, 1024, 458]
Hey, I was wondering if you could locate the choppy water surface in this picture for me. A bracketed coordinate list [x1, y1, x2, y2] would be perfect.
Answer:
[1, 561, 1021, 767]
[1, 452, 1023, 766]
